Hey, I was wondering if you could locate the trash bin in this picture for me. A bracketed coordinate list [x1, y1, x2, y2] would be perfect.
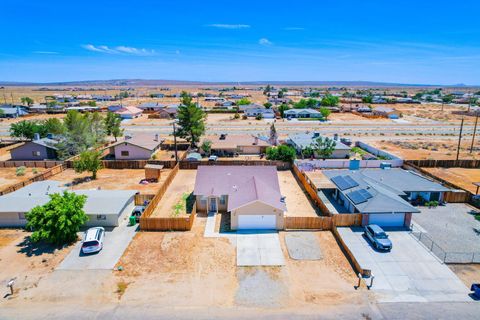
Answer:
[471, 283, 480, 297]
[129, 215, 136, 226]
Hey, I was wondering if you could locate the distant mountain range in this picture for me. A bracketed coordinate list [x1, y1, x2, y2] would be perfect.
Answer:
[0, 79, 476, 88]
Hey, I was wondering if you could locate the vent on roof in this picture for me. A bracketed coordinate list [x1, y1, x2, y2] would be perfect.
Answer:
[280, 196, 286, 203]
[313, 132, 320, 138]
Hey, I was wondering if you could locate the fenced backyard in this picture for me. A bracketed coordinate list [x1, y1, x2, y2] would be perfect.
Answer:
[284, 214, 362, 230]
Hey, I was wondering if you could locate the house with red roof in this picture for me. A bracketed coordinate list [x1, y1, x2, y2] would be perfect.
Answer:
[115, 106, 143, 119]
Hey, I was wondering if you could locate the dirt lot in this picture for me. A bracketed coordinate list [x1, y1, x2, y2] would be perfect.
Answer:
[115, 215, 362, 310]
[424, 168, 480, 193]
[50, 168, 171, 194]
[449, 264, 480, 287]
[0, 167, 46, 189]
[370, 139, 480, 160]
[0, 229, 74, 297]
[278, 170, 320, 217]
[151, 170, 197, 217]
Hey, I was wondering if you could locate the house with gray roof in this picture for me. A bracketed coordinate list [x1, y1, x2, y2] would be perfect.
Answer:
[322, 168, 450, 227]
[0, 181, 137, 227]
[286, 132, 350, 159]
[284, 108, 322, 119]
[244, 107, 275, 119]
[0, 105, 29, 118]
[10, 136, 59, 160]
[193, 166, 286, 230]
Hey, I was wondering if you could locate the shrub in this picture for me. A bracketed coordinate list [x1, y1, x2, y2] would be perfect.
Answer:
[16, 166, 26, 176]
[266, 145, 296, 162]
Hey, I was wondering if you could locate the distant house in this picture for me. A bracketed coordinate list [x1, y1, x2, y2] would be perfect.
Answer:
[201, 134, 272, 156]
[0, 181, 137, 227]
[284, 108, 322, 119]
[372, 106, 401, 119]
[115, 106, 143, 119]
[110, 134, 163, 160]
[216, 100, 234, 107]
[286, 132, 350, 159]
[268, 97, 291, 104]
[193, 166, 286, 230]
[238, 103, 264, 112]
[157, 106, 179, 119]
[150, 93, 165, 98]
[107, 105, 123, 112]
[0, 105, 28, 118]
[205, 97, 224, 102]
[10, 136, 59, 160]
[244, 108, 275, 119]
[92, 95, 115, 102]
[138, 102, 164, 112]
[322, 168, 450, 227]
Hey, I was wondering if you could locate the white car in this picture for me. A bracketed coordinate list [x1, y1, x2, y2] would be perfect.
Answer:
[81, 227, 105, 254]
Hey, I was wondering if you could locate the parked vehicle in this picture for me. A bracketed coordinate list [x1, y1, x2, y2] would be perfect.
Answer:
[81, 227, 105, 254]
[364, 224, 392, 251]
[208, 155, 218, 161]
[131, 206, 145, 222]
[340, 138, 352, 146]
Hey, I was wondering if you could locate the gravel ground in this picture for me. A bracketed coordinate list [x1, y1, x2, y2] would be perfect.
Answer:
[413, 203, 480, 253]
[235, 268, 288, 308]
[285, 232, 323, 260]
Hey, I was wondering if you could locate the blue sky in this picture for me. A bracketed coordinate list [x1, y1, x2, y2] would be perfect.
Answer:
[1, 0, 479, 84]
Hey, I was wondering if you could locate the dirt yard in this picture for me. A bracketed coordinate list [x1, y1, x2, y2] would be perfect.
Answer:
[278, 170, 320, 217]
[115, 215, 363, 310]
[424, 168, 480, 193]
[0, 229, 74, 297]
[370, 139, 480, 160]
[449, 264, 480, 287]
[151, 170, 197, 217]
[50, 168, 171, 194]
[0, 167, 46, 189]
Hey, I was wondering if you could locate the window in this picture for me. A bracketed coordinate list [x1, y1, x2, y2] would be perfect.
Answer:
[121, 151, 129, 156]
[96, 215, 106, 220]
[18, 213, 26, 220]
[200, 196, 207, 205]
[32, 151, 41, 157]
[219, 195, 226, 205]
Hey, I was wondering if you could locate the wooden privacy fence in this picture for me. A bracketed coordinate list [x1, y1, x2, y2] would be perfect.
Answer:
[0, 160, 63, 168]
[134, 193, 155, 205]
[284, 214, 362, 230]
[180, 160, 291, 170]
[407, 159, 480, 169]
[331, 226, 366, 276]
[140, 204, 196, 231]
[292, 164, 331, 216]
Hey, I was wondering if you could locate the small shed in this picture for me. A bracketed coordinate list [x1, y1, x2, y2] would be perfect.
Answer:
[185, 152, 202, 161]
[144, 164, 164, 182]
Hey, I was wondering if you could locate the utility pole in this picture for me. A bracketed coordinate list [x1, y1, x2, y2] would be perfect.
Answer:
[172, 121, 178, 163]
[470, 114, 479, 153]
[456, 117, 464, 161]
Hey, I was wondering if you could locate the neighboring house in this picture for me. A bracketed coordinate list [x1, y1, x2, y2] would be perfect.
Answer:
[157, 106, 179, 119]
[138, 102, 164, 112]
[244, 108, 275, 119]
[284, 108, 322, 119]
[115, 106, 143, 119]
[28, 104, 48, 114]
[238, 103, 264, 112]
[201, 134, 272, 156]
[373, 106, 401, 119]
[322, 168, 450, 227]
[92, 94, 115, 101]
[216, 100, 234, 107]
[107, 105, 123, 112]
[0, 105, 29, 118]
[10, 136, 59, 160]
[205, 97, 224, 102]
[286, 132, 350, 158]
[110, 134, 163, 160]
[268, 97, 291, 104]
[193, 166, 286, 230]
[0, 181, 136, 227]
[150, 93, 165, 98]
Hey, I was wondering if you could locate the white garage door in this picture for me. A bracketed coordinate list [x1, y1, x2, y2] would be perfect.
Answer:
[369, 213, 405, 227]
[238, 215, 276, 230]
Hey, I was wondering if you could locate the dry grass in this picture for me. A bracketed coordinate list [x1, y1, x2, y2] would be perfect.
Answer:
[0, 167, 46, 189]
[278, 170, 320, 217]
[424, 168, 480, 193]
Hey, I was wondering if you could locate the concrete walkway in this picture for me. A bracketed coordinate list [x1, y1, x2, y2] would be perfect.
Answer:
[203, 211, 236, 241]
[236, 232, 285, 266]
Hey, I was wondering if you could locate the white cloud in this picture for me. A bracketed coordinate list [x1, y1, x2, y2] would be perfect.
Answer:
[206, 24, 250, 29]
[82, 44, 155, 56]
[259, 38, 273, 46]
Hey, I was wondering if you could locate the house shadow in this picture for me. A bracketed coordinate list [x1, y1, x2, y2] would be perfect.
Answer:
[16, 236, 63, 257]
[219, 212, 232, 233]
[185, 192, 195, 214]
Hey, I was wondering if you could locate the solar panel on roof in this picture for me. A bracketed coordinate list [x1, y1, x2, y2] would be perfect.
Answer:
[331, 176, 350, 190]
[348, 190, 368, 205]
[358, 188, 373, 199]
[343, 175, 359, 188]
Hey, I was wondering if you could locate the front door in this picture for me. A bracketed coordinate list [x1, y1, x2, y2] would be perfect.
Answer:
[209, 198, 217, 212]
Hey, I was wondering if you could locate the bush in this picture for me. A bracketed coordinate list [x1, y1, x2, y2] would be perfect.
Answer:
[16, 166, 26, 176]
[32, 168, 38, 174]
[266, 145, 296, 162]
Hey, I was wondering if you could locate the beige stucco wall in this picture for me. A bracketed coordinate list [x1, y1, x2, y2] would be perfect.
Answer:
[84, 195, 136, 227]
[196, 195, 228, 212]
[0, 212, 27, 227]
[231, 201, 284, 230]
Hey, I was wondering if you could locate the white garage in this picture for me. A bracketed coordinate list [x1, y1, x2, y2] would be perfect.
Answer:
[237, 215, 277, 230]
[368, 213, 405, 227]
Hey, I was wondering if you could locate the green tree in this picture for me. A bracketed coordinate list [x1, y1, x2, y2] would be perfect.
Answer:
[176, 91, 206, 147]
[43, 118, 65, 135]
[85, 112, 106, 145]
[279, 103, 290, 118]
[46, 101, 58, 109]
[320, 94, 339, 107]
[441, 95, 454, 111]
[236, 98, 251, 106]
[294, 98, 318, 109]
[9, 120, 41, 139]
[269, 123, 278, 146]
[312, 136, 336, 158]
[301, 146, 314, 158]
[319, 107, 331, 120]
[263, 84, 272, 95]
[73, 150, 103, 180]
[362, 95, 373, 103]
[104, 111, 124, 141]
[87, 100, 97, 107]
[200, 139, 212, 155]
[26, 191, 88, 245]
[20, 96, 34, 106]
[0, 109, 4, 117]
[263, 102, 273, 109]
[265, 145, 296, 162]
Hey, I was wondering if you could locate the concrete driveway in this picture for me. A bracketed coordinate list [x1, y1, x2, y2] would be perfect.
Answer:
[236, 232, 285, 266]
[337, 227, 470, 303]
[57, 218, 137, 270]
